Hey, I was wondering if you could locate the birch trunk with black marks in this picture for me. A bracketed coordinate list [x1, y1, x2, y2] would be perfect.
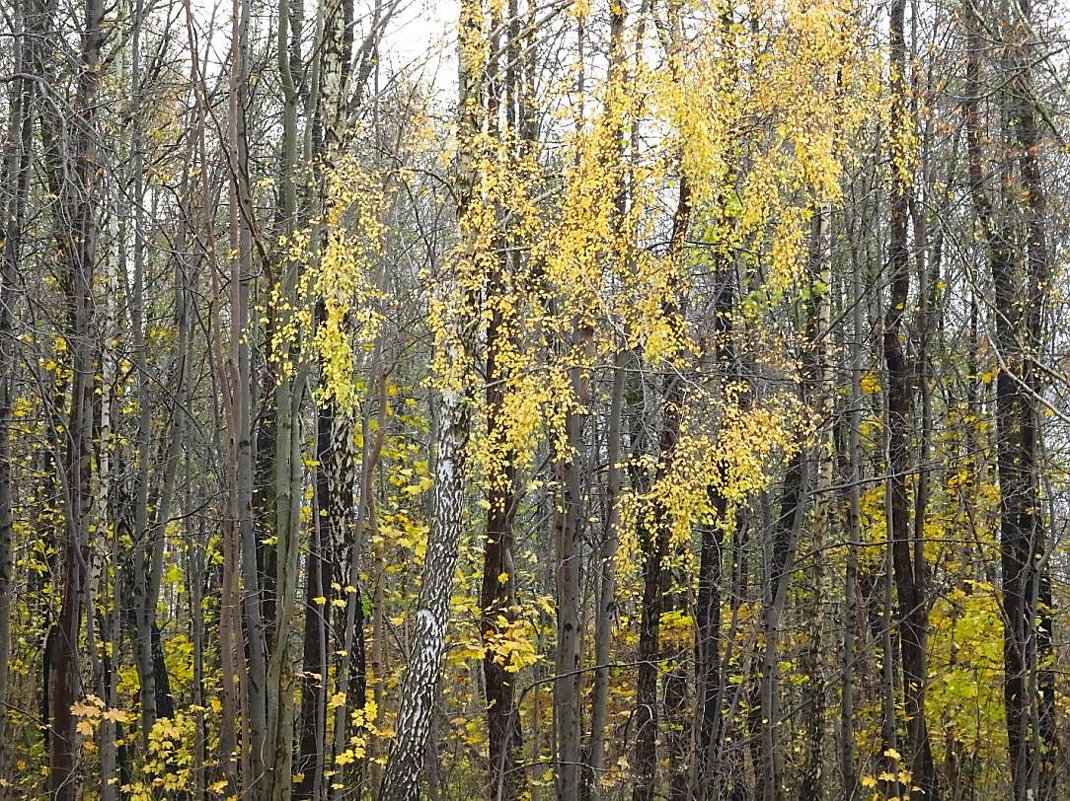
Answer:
[379, 1, 483, 797]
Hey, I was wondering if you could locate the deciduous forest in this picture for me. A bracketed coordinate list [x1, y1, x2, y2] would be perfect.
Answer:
[0, 0, 1068, 798]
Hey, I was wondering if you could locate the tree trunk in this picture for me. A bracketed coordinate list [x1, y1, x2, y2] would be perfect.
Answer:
[379, 381, 468, 801]
[482, 261, 524, 801]
[963, 2, 1055, 796]
[0, 0, 33, 755]
[589, 350, 625, 800]
[379, 3, 482, 797]
[885, 1, 937, 795]
[46, 0, 105, 794]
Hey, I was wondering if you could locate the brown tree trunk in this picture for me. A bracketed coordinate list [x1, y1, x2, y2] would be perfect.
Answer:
[0, 0, 33, 755]
[482, 263, 524, 801]
[885, 1, 937, 796]
[963, 2, 1056, 796]
[45, 0, 105, 794]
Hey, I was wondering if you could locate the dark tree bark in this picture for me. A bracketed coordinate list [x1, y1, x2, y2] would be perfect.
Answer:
[885, 1, 937, 796]
[0, 0, 34, 754]
[480, 6, 525, 798]
[963, 2, 1056, 797]
[482, 265, 524, 801]
[632, 175, 690, 801]
[44, 0, 105, 794]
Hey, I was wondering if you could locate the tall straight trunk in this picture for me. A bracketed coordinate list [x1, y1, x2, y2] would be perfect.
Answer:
[839, 213, 865, 801]
[295, 4, 337, 795]
[885, 1, 937, 796]
[329, 352, 388, 801]
[759, 254, 821, 793]
[481, 6, 525, 797]
[379, 380, 468, 801]
[759, 454, 807, 801]
[800, 206, 833, 801]
[297, 429, 331, 801]
[46, 0, 104, 794]
[661, 176, 692, 801]
[695, 487, 724, 801]
[587, 6, 629, 796]
[632, 176, 690, 801]
[554, 342, 588, 801]
[1004, 2, 1055, 794]
[1011, 6, 1056, 791]
[554, 18, 595, 801]
[298, 1, 392, 794]
[91, 170, 123, 801]
[267, 362, 307, 801]
[0, 0, 33, 754]
[329, 367, 380, 801]
[125, 0, 161, 740]
[695, 264, 735, 801]
[182, 0, 239, 785]
[379, 3, 482, 797]
[264, 0, 307, 785]
[589, 349, 625, 801]
[964, 2, 1055, 796]
[761, 211, 831, 801]
[482, 263, 524, 801]
[631, 480, 665, 801]
[226, 0, 270, 786]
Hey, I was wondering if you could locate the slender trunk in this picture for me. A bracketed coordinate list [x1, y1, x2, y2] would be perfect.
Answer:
[379, 382, 469, 801]
[760, 454, 807, 801]
[800, 205, 833, 801]
[481, 6, 525, 796]
[262, 0, 306, 790]
[125, 0, 167, 743]
[554, 349, 587, 801]
[588, 351, 625, 799]
[379, 3, 482, 796]
[328, 369, 378, 801]
[840, 214, 865, 801]
[1007, 2, 1055, 794]
[47, 0, 104, 793]
[632, 176, 690, 801]
[631, 480, 665, 801]
[886, 2, 937, 795]
[696, 261, 736, 800]
[0, 0, 33, 754]
[963, 1, 1055, 795]
[482, 263, 524, 801]
[228, 0, 269, 786]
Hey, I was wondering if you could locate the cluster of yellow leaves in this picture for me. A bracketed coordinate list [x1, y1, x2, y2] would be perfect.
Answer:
[121, 711, 201, 800]
[332, 699, 382, 768]
[482, 608, 543, 673]
[860, 748, 915, 800]
[655, 0, 882, 293]
[274, 152, 386, 410]
[70, 695, 130, 739]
